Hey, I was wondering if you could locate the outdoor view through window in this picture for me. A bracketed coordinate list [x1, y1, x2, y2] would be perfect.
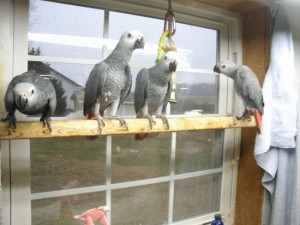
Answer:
[28, 0, 222, 224]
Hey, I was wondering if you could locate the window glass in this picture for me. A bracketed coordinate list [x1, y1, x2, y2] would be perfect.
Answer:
[111, 133, 171, 183]
[111, 184, 169, 225]
[29, 0, 104, 59]
[172, 72, 218, 114]
[31, 137, 107, 193]
[173, 174, 221, 222]
[175, 130, 223, 174]
[31, 192, 105, 225]
[174, 23, 218, 69]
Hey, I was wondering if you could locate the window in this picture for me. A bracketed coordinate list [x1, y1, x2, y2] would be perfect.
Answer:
[1, 1, 241, 225]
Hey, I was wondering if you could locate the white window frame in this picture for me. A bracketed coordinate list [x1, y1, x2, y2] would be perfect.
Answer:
[0, 0, 242, 224]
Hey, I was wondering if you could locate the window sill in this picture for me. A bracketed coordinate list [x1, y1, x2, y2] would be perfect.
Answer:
[0, 115, 256, 140]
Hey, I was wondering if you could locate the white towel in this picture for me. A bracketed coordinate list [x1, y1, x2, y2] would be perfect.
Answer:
[255, 2, 297, 154]
[254, 2, 298, 225]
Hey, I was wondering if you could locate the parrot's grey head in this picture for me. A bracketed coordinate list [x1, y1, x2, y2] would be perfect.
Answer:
[160, 51, 178, 72]
[120, 30, 145, 50]
[213, 60, 238, 77]
[13, 82, 39, 112]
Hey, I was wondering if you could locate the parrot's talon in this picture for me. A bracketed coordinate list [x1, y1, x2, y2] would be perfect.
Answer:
[41, 116, 52, 133]
[108, 116, 128, 130]
[157, 115, 170, 130]
[2, 115, 17, 135]
[95, 117, 105, 133]
[142, 115, 155, 130]
[233, 117, 237, 126]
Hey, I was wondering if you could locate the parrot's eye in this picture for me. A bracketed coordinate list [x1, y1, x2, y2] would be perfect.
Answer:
[164, 56, 167, 60]
[127, 33, 132, 38]
[31, 89, 34, 94]
[222, 65, 226, 69]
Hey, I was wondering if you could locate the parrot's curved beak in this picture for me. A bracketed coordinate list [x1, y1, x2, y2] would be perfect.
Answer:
[134, 36, 145, 49]
[169, 61, 178, 72]
[17, 95, 28, 111]
[213, 65, 220, 73]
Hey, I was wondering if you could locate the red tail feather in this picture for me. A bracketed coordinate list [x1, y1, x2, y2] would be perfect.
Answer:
[86, 113, 94, 120]
[135, 133, 148, 140]
[254, 109, 262, 133]
[85, 113, 98, 140]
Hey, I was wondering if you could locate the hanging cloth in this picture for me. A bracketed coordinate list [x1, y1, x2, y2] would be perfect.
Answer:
[254, 2, 298, 225]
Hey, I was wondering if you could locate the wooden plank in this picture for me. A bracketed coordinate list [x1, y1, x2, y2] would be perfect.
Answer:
[0, 115, 256, 140]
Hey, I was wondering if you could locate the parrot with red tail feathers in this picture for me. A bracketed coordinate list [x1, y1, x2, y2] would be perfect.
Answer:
[213, 60, 264, 133]
[83, 30, 145, 133]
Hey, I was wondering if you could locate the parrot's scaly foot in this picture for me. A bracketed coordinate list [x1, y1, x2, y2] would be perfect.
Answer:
[236, 110, 252, 122]
[156, 115, 170, 129]
[40, 116, 52, 132]
[142, 115, 156, 130]
[1, 114, 16, 135]
[95, 116, 106, 133]
[108, 116, 128, 131]
[232, 116, 237, 126]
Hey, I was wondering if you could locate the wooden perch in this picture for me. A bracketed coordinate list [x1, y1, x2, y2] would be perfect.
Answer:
[0, 115, 256, 140]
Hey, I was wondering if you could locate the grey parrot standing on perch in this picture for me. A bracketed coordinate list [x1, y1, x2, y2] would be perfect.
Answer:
[83, 30, 145, 133]
[2, 70, 57, 134]
[213, 60, 264, 132]
[134, 51, 178, 140]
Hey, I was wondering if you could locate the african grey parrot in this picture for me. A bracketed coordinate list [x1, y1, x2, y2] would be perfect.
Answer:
[134, 51, 178, 140]
[213, 60, 264, 132]
[84, 30, 145, 132]
[2, 70, 57, 134]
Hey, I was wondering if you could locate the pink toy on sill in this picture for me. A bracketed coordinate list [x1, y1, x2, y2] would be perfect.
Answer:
[74, 206, 110, 225]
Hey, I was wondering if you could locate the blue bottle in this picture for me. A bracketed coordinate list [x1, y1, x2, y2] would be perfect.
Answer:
[211, 213, 224, 225]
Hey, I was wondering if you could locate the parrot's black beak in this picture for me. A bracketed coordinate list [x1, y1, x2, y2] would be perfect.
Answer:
[213, 65, 220, 73]
[134, 37, 145, 49]
[169, 61, 177, 72]
[17, 95, 28, 111]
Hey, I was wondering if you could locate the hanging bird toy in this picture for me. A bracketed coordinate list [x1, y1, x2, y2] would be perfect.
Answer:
[156, 0, 178, 103]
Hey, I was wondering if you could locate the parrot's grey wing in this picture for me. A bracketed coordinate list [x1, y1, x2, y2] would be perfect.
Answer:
[47, 81, 57, 116]
[162, 80, 172, 114]
[84, 62, 108, 115]
[4, 83, 16, 113]
[119, 64, 132, 107]
[237, 68, 263, 110]
[134, 68, 149, 114]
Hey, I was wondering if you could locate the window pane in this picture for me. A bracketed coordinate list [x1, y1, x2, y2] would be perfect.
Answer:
[32, 192, 105, 225]
[172, 72, 218, 114]
[173, 174, 221, 222]
[108, 11, 163, 65]
[111, 183, 169, 225]
[175, 130, 223, 174]
[31, 137, 106, 193]
[27, 61, 92, 116]
[174, 23, 218, 69]
[111, 133, 171, 183]
[29, 0, 104, 59]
